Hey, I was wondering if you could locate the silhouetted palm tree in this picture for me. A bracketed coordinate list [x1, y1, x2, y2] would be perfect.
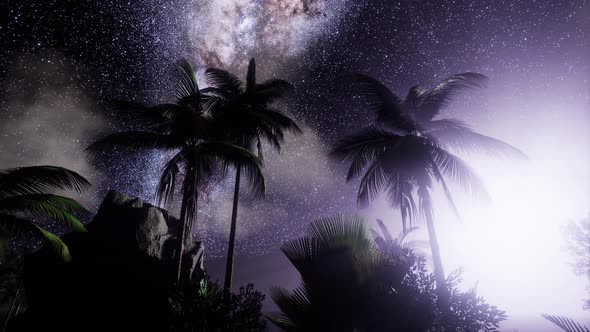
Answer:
[268, 214, 432, 331]
[87, 60, 265, 282]
[332, 73, 525, 303]
[0, 166, 90, 260]
[204, 58, 301, 291]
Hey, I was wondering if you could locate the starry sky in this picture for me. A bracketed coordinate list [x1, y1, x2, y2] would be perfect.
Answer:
[1, 0, 590, 327]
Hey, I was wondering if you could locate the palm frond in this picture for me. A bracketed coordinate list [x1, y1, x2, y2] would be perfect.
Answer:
[204, 67, 243, 95]
[357, 160, 388, 207]
[198, 142, 266, 198]
[0, 214, 71, 261]
[269, 286, 308, 330]
[281, 237, 319, 272]
[155, 148, 187, 207]
[86, 131, 178, 158]
[307, 214, 373, 252]
[429, 145, 490, 202]
[542, 314, 590, 332]
[33, 225, 71, 261]
[330, 126, 401, 181]
[0, 194, 89, 232]
[251, 106, 302, 135]
[112, 100, 178, 133]
[352, 73, 415, 133]
[0, 166, 90, 199]
[425, 118, 527, 160]
[254, 79, 294, 103]
[405, 85, 428, 108]
[375, 219, 393, 242]
[175, 59, 201, 109]
[429, 163, 461, 220]
[417, 73, 488, 121]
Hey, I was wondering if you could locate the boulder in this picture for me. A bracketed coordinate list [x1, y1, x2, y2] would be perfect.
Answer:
[9, 190, 204, 332]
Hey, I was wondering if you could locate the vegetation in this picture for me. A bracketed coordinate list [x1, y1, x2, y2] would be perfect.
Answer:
[168, 277, 266, 332]
[0, 166, 90, 260]
[269, 214, 505, 331]
[541, 217, 590, 332]
[87, 60, 265, 282]
[542, 314, 590, 332]
[204, 58, 301, 291]
[564, 216, 590, 309]
[331, 73, 525, 303]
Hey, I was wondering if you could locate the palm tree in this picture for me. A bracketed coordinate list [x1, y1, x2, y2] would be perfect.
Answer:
[268, 214, 432, 332]
[204, 58, 301, 291]
[0, 166, 90, 261]
[332, 73, 525, 303]
[87, 60, 265, 282]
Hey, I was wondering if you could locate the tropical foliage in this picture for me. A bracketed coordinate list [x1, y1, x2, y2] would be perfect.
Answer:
[87, 60, 265, 281]
[168, 277, 266, 332]
[0, 166, 90, 260]
[564, 216, 590, 310]
[542, 314, 590, 332]
[204, 58, 301, 290]
[405, 256, 506, 332]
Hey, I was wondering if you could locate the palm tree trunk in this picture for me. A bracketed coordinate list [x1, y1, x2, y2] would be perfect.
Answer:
[176, 162, 199, 283]
[421, 189, 450, 306]
[224, 167, 241, 291]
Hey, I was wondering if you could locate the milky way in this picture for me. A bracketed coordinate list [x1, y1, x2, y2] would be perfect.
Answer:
[1, 0, 588, 263]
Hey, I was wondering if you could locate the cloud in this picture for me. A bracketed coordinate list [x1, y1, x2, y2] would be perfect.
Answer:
[185, 0, 352, 70]
[0, 53, 107, 206]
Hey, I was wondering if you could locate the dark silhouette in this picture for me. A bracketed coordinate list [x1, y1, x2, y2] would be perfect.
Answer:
[269, 213, 505, 331]
[168, 277, 266, 331]
[331, 73, 525, 303]
[8, 191, 204, 332]
[204, 58, 301, 291]
[0, 255, 24, 331]
[0, 166, 90, 260]
[268, 213, 433, 331]
[87, 60, 265, 282]
[564, 216, 590, 310]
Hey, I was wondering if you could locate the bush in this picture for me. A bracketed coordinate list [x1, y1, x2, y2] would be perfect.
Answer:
[168, 277, 266, 332]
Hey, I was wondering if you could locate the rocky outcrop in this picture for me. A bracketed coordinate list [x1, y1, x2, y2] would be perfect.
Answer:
[87, 191, 204, 281]
[9, 191, 204, 332]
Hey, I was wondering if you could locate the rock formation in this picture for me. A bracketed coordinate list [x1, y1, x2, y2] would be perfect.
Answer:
[9, 191, 204, 332]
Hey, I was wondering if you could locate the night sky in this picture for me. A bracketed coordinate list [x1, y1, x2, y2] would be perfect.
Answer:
[1, 0, 589, 327]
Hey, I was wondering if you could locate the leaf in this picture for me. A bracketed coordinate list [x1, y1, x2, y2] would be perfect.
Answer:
[416, 72, 488, 121]
[542, 314, 590, 332]
[424, 118, 527, 160]
[352, 73, 415, 133]
[0, 194, 89, 232]
[0, 166, 90, 199]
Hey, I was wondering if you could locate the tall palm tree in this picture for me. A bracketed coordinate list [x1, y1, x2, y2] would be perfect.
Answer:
[204, 58, 301, 291]
[87, 60, 265, 282]
[0, 166, 90, 261]
[332, 73, 525, 303]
